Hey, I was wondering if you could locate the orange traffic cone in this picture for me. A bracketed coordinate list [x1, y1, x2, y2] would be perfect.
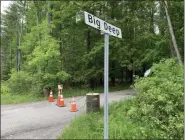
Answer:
[57, 95, 61, 105]
[48, 89, 54, 102]
[57, 89, 61, 105]
[57, 94, 66, 107]
[69, 96, 78, 112]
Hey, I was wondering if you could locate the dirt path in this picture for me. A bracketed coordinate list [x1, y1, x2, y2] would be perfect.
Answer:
[1, 89, 135, 139]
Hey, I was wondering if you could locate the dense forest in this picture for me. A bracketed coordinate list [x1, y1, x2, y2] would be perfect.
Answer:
[1, 0, 184, 94]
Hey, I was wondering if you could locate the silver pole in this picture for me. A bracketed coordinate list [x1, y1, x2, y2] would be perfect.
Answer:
[104, 33, 109, 139]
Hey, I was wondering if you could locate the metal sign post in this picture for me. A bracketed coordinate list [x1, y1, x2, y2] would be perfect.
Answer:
[84, 11, 122, 139]
[104, 33, 109, 139]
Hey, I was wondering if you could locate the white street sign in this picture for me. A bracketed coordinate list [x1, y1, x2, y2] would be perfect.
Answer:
[84, 11, 122, 39]
[84, 11, 122, 139]
[58, 84, 63, 90]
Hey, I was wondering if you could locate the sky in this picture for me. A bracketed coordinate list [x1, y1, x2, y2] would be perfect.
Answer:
[1, 1, 13, 14]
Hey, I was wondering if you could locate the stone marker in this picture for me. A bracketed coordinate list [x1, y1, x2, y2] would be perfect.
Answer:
[86, 93, 100, 113]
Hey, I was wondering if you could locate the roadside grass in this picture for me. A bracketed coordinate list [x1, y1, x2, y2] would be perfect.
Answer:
[1, 84, 131, 105]
[57, 99, 158, 139]
[1, 93, 47, 105]
[59, 84, 131, 98]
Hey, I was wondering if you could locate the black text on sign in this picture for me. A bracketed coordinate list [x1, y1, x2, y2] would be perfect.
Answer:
[84, 11, 122, 39]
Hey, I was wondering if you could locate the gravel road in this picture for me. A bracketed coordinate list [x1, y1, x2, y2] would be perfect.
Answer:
[1, 89, 135, 139]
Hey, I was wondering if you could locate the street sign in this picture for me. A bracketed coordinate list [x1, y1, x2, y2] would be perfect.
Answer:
[84, 11, 122, 139]
[58, 84, 63, 90]
[84, 11, 122, 39]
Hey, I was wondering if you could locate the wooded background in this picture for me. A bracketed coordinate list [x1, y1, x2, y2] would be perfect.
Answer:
[1, 0, 184, 94]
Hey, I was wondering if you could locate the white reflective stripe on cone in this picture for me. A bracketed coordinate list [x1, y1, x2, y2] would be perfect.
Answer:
[60, 95, 63, 98]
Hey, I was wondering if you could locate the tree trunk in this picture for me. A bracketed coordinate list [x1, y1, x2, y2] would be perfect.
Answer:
[86, 29, 94, 88]
[111, 61, 115, 86]
[132, 63, 135, 83]
[162, 0, 183, 66]
[34, 1, 42, 74]
[159, 2, 165, 36]
[100, 77, 103, 86]
[125, 68, 128, 83]
[169, 41, 176, 57]
[34, 1, 41, 46]
[121, 67, 124, 84]
[16, 20, 19, 72]
[149, 5, 154, 34]
[10, 45, 12, 69]
[26, 1, 29, 33]
[47, 1, 52, 35]
[0, 51, 3, 80]
[87, 29, 91, 52]
[110, 0, 116, 86]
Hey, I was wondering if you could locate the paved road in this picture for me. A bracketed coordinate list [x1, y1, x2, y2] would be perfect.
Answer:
[1, 89, 135, 139]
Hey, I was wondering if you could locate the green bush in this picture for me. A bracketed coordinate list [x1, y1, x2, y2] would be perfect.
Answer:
[128, 58, 184, 139]
[7, 70, 50, 96]
[59, 58, 183, 139]
[1, 81, 11, 95]
[59, 100, 160, 139]
[7, 70, 33, 94]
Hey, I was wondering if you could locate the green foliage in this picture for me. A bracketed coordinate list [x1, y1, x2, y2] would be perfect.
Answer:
[59, 58, 183, 139]
[59, 100, 159, 139]
[1, 81, 11, 95]
[1, 0, 184, 111]
[21, 21, 61, 70]
[1, 84, 128, 105]
[7, 70, 33, 94]
[1, 94, 45, 105]
[18, 21, 71, 94]
[60, 112, 103, 139]
[56, 71, 71, 82]
[129, 58, 184, 139]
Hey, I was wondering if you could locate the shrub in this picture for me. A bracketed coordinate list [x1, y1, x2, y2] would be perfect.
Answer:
[59, 100, 159, 139]
[128, 58, 184, 139]
[1, 81, 11, 95]
[7, 70, 33, 94]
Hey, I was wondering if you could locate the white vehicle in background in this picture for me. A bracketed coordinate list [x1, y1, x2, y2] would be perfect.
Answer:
[144, 68, 152, 77]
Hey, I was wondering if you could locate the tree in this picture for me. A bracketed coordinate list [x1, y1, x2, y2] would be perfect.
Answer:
[162, 0, 183, 66]
[2, 0, 183, 92]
